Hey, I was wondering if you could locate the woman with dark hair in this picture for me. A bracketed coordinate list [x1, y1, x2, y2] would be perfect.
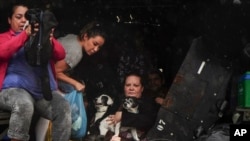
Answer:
[0, 2, 71, 141]
[55, 21, 108, 93]
[52, 21, 108, 140]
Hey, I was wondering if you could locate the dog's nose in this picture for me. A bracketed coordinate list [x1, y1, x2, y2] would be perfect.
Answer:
[123, 103, 128, 107]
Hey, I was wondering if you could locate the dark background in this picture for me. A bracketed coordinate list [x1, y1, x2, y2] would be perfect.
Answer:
[1, 1, 250, 139]
[1, 0, 250, 91]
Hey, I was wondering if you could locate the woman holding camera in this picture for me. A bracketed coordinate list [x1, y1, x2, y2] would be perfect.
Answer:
[0, 2, 71, 141]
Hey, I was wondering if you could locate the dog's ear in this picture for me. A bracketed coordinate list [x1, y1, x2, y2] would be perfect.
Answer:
[101, 94, 113, 106]
[107, 96, 113, 105]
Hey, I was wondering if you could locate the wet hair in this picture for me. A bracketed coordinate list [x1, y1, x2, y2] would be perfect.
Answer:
[123, 72, 146, 87]
[7, 0, 29, 18]
[78, 21, 107, 41]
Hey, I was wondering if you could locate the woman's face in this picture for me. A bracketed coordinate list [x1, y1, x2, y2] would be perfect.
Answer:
[124, 75, 144, 98]
[81, 35, 105, 55]
[8, 6, 28, 33]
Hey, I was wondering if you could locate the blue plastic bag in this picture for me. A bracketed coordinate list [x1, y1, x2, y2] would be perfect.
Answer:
[64, 90, 87, 139]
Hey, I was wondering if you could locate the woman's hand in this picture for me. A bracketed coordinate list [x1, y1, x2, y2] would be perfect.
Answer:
[25, 23, 39, 36]
[50, 28, 55, 42]
[107, 111, 122, 125]
[110, 135, 121, 141]
[155, 97, 164, 105]
[107, 115, 116, 125]
[74, 81, 85, 92]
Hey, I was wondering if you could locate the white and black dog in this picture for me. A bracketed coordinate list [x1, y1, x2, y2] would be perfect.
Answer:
[84, 94, 115, 141]
[86, 95, 140, 141]
[89, 94, 116, 137]
[94, 94, 114, 122]
[115, 97, 140, 141]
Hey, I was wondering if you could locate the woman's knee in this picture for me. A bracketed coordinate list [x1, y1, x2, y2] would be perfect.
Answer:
[11, 89, 34, 114]
[13, 100, 34, 114]
[51, 93, 71, 115]
[59, 98, 71, 114]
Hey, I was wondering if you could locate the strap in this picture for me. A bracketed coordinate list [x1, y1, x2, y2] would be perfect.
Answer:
[36, 10, 44, 65]
[40, 66, 53, 101]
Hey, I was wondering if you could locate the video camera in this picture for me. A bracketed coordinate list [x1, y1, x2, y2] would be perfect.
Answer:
[25, 8, 42, 33]
[24, 8, 58, 101]
[24, 8, 58, 67]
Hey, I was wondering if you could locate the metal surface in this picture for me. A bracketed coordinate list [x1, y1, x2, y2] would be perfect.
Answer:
[146, 37, 233, 141]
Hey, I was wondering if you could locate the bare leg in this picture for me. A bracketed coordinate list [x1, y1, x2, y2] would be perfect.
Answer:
[36, 117, 50, 141]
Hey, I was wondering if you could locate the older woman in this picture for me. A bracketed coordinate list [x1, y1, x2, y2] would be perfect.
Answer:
[108, 72, 158, 140]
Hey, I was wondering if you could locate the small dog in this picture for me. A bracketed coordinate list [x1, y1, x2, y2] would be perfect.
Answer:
[115, 97, 140, 141]
[123, 97, 139, 114]
[94, 94, 114, 122]
[92, 94, 115, 137]
[84, 94, 115, 141]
